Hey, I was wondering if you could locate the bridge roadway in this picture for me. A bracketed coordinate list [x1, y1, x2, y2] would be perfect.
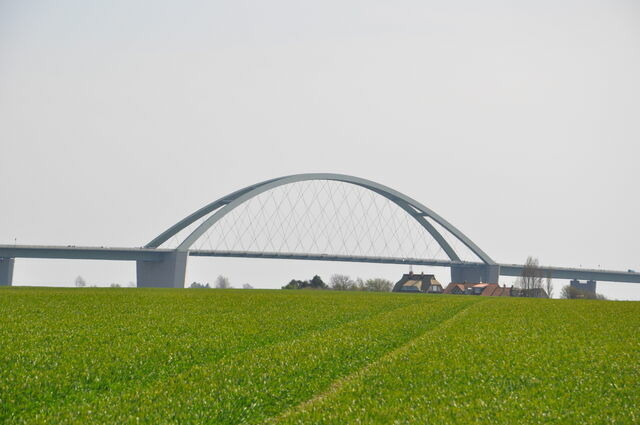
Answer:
[1, 244, 640, 284]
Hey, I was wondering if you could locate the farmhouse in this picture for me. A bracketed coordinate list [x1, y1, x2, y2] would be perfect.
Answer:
[392, 272, 443, 293]
[443, 282, 512, 296]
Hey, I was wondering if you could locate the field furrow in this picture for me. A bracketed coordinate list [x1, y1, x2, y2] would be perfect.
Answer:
[2, 290, 476, 424]
[266, 299, 479, 423]
[270, 298, 640, 425]
[0, 288, 422, 422]
[2, 289, 638, 425]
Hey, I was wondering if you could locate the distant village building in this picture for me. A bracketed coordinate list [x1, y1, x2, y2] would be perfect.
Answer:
[392, 272, 443, 293]
[394, 273, 550, 298]
[443, 283, 467, 295]
[443, 282, 512, 296]
[570, 279, 597, 295]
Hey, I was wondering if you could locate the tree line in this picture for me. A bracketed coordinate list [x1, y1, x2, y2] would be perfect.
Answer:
[190, 275, 254, 289]
[74, 273, 392, 291]
[74, 276, 135, 288]
[282, 274, 393, 292]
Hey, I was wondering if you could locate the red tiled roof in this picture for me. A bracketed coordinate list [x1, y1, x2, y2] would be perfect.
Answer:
[479, 284, 511, 296]
[481, 285, 497, 296]
[443, 283, 467, 294]
[444, 282, 512, 296]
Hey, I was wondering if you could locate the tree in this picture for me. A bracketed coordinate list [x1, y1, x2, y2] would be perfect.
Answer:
[110, 283, 121, 288]
[561, 285, 607, 300]
[560, 285, 577, 299]
[75, 276, 86, 287]
[215, 275, 232, 289]
[365, 278, 393, 292]
[354, 278, 367, 291]
[282, 279, 305, 290]
[190, 282, 210, 289]
[516, 256, 545, 297]
[545, 274, 553, 298]
[309, 275, 327, 289]
[330, 274, 355, 290]
[281, 275, 327, 290]
[242, 283, 254, 289]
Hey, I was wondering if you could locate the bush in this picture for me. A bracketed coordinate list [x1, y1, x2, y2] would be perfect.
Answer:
[282, 275, 327, 290]
[330, 274, 355, 291]
[364, 278, 393, 292]
[215, 276, 232, 289]
[560, 285, 607, 300]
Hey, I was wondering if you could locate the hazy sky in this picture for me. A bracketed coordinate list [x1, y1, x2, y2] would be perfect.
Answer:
[1, 0, 639, 299]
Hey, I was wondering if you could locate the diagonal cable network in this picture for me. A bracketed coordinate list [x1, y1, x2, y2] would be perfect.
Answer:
[188, 180, 466, 261]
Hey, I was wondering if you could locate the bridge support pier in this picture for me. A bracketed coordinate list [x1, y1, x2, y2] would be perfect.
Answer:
[0, 257, 14, 286]
[451, 264, 500, 284]
[136, 251, 187, 288]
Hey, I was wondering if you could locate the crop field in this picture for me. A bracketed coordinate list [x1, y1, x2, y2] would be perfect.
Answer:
[1, 288, 638, 424]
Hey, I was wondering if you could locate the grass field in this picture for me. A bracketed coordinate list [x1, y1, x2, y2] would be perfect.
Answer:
[1, 288, 638, 424]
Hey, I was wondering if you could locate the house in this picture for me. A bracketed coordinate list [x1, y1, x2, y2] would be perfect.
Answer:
[392, 272, 443, 294]
[443, 283, 468, 295]
[443, 282, 512, 297]
[476, 283, 511, 296]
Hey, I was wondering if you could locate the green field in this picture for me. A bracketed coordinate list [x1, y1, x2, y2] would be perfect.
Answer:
[1, 288, 638, 424]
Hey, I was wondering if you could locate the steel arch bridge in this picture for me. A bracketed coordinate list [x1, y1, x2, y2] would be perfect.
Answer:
[1, 173, 639, 287]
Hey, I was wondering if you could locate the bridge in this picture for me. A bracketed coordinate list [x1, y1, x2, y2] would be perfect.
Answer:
[1, 173, 639, 287]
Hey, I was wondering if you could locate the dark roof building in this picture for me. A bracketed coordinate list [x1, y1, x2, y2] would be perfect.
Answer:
[393, 272, 443, 294]
[477, 283, 511, 296]
[443, 283, 468, 295]
[444, 282, 512, 297]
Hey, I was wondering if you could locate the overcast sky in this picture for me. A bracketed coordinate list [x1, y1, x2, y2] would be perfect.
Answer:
[1, 0, 639, 299]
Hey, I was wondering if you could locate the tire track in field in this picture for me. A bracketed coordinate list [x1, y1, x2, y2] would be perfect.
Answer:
[263, 298, 485, 424]
[27, 297, 469, 425]
[154, 297, 477, 425]
[15, 296, 432, 424]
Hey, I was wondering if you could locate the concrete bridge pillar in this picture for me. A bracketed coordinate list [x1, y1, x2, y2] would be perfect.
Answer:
[0, 257, 14, 286]
[451, 264, 500, 284]
[136, 251, 188, 288]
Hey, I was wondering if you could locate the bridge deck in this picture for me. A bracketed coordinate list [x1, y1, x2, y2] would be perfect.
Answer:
[1, 245, 639, 283]
[0, 245, 170, 262]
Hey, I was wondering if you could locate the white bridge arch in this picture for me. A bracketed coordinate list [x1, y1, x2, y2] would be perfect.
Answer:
[137, 173, 500, 287]
[2, 173, 639, 287]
